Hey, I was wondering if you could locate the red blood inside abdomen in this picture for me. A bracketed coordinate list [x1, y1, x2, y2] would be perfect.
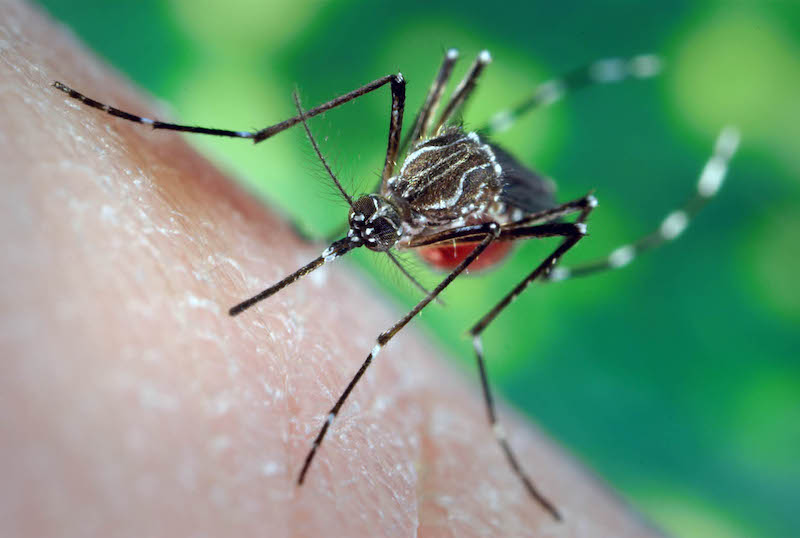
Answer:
[417, 240, 514, 271]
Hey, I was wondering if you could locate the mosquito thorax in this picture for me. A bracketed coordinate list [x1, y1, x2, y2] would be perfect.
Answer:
[347, 194, 403, 252]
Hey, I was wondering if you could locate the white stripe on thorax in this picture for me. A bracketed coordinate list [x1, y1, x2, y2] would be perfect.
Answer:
[401, 146, 469, 197]
[426, 162, 491, 209]
[399, 134, 472, 177]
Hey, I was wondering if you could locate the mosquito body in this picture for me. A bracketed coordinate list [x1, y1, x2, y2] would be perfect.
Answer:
[348, 126, 558, 264]
[54, 48, 739, 521]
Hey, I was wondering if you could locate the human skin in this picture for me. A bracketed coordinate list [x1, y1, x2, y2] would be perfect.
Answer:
[0, 1, 663, 536]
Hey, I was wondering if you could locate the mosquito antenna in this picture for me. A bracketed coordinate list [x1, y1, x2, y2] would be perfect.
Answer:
[229, 237, 358, 316]
[292, 90, 354, 208]
[385, 251, 445, 306]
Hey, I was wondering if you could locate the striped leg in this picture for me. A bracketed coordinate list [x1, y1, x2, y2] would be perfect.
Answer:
[381, 75, 407, 181]
[53, 74, 402, 145]
[467, 209, 594, 521]
[404, 193, 595, 248]
[433, 50, 493, 134]
[399, 48, 460, 157]
[297, 222, 502, 485]
[297, 216, 586, 489]
[483, 53, 662, 135]
[545, 126, 740, 283]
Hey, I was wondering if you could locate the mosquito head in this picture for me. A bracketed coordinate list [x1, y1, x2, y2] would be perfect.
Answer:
[348, 194, 403, 252]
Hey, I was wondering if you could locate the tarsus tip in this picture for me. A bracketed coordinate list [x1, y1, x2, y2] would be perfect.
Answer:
[717, 125, 741, 155]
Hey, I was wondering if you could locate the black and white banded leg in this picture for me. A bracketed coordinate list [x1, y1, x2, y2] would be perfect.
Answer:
[296, 215, 588, 489]
[399, 48, 460, 156]
[53, 73, 405, 145]
[483, 53, 662, 135]
[466, 206, 594, 521]
[296, 221, 502, 484]
[545, 126, 740, 283]
[404, 193, 596, 249]
[381, 75, 407, 181]
[433, 50, 493, 134]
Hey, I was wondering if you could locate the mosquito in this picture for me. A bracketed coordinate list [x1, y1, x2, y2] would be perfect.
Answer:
[53, 48, 739, 520]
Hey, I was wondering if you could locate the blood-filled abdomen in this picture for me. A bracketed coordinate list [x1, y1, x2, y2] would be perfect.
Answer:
[417, 240, 514, 271]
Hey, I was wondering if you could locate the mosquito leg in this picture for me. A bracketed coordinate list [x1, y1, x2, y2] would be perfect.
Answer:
[503, 192, 597, 229]
[433, 50, 493, 134]
[545, 126, 740, 283]
[381, 75, 407, 181]
[483, 53, 662, 136]
[53, 74, 401, 144]
[52, 81, 257, 139]
[398, 48, 460, 156]
[229, 232, 362, 316]
[405, 193, 595, 248]
[467, 218, 591, 521]
[297, 221, 501, 485]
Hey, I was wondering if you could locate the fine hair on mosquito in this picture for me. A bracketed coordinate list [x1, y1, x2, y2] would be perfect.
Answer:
[54, 48, 740, 521]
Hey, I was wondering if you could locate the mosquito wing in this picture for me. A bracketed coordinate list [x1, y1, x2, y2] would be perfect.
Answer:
[491, 143, 557, 215]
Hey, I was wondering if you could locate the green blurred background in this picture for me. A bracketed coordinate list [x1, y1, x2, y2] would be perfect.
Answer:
[37, 0, 799, 536]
